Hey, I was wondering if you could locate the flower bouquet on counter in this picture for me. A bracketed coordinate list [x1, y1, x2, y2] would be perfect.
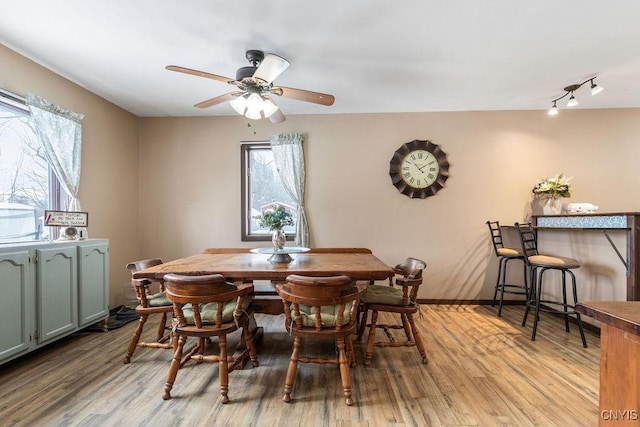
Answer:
[258, 204, 294, 231]
[532, 173, 573, 198]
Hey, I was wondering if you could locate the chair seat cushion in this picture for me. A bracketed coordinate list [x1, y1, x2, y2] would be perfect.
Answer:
[529, 254, 580, 269]
[148, 291, 171, 307]
[361, 284, 403, 306]
[497, 247, 522, 257]
[292, 303, 353, 327]
[183, 296, 252, 324]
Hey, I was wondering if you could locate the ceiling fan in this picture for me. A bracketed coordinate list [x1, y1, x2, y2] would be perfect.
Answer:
[166, 49, 335, 123]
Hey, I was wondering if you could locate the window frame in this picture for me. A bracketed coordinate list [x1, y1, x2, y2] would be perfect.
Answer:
[241, 141, 296, 242]
[0, 88, 68, 243]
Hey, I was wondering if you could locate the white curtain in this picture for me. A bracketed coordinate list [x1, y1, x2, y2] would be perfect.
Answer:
[270, 133, 309, 247]
[26, 94, 84, 211]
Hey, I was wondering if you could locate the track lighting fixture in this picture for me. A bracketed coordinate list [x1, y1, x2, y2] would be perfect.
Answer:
[547, 76, 604, 116]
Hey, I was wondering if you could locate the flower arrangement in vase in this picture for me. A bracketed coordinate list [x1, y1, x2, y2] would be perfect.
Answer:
[258, 204, 294, 250]
[532, 173, 573, 215]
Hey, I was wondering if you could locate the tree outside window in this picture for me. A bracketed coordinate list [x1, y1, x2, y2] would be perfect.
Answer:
[0, 99, 69, 243]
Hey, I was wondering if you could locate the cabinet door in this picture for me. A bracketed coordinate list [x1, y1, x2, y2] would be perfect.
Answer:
[36, 246, 77, 344]
[0, 250, 32, 362]
[78, 242, 109, 327]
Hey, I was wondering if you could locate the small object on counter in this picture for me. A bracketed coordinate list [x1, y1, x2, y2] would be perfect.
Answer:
[566, 203, 599, 213]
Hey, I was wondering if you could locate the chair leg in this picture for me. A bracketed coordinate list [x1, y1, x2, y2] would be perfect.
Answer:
[356, 306, 368, 341]
[219, 335, 230, 404]
[568, 270, 588, 348]
[156, 312, 168, 342]
[561, 271, 570, 332]
[364, 310, 379, 366]
[522, 267, 537, 327]
[163, 335, 186, 400]
[242, 324, 260, 368]
[337, 338, 353, 406]
[497, 257, 508, 317]
[124, 313, 148, 364]
[491, 257, 503, 307]
[400, 313, 413, 341]
[346, 336, 357, 368]
[531, 269, 545, 341]
[406, 313, 428, 364]
[283, 336, 302, 403]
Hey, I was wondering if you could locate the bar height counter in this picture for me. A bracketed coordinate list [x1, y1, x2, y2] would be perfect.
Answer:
[576, 301, 640, 426]
[533, 212, 640, 301]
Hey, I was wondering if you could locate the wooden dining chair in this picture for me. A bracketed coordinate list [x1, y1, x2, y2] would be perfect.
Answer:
[162, 273, 259, 403]
[358, 257, 428, 365]
[123, 258, 174, 364]
[275, 274, 367, 406]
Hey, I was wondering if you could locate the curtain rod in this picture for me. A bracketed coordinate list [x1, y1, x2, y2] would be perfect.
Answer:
[0, 87, 28, 112]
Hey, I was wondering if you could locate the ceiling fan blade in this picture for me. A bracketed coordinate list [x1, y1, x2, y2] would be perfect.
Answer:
[194, 92, 238, 109]
[253, 54, 290, 84]
[166, 65, 237, 85]
[269, 109, 286, 123]
[274, 86, 335, 106]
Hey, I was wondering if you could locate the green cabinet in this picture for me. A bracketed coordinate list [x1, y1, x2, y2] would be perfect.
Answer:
[0, 239, 109, 365]
[0, 250, 32, 362]
[78, 242, 109, 327]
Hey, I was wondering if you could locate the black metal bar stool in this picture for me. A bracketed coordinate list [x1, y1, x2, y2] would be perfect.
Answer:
[486, 221, 528, 316]
[514, 222, 587, 348]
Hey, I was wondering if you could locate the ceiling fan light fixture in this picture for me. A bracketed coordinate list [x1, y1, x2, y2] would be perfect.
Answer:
[262, 96, 279, 118]
[230, 95, 248, 115]
[167, 49, 334, 122]
[244, 92, 265, 119]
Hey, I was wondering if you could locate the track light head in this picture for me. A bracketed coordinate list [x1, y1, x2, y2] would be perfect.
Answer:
[590, 79, 604, 95]
[566, 93, 578, 107]
[548, 101, 558, 116]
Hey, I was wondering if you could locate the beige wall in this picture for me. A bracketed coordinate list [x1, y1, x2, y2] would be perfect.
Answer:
[4, 41, 639, 306]
[1, 44, 140, 308]
[139, 109, 640, 301]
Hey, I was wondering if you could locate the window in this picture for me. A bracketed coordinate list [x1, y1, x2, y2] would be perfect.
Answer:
[241, 142, 297, 241]
[0, 89, 69, 243]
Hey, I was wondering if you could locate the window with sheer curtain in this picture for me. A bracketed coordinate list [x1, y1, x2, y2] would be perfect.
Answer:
[0, 89, 70, 243]
[241, 141, 298, 241]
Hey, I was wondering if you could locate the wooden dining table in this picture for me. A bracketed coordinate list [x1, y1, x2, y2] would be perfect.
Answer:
[133, 249, 394, 364]
[132, 250, 395, 283]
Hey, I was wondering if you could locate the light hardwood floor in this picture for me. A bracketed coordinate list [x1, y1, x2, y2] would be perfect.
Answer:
[0, 305, 600, 426]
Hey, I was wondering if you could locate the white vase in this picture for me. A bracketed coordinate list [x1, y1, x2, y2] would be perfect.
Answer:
[272, 229, 286, 251]
[542, 197, 562, 215]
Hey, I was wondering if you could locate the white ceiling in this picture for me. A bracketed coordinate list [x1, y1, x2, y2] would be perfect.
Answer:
[2, 0, 640, 118]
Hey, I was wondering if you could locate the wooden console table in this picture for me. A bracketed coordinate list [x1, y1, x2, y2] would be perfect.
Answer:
[576, 301, 640, 426]
[533, 212, 640, 301]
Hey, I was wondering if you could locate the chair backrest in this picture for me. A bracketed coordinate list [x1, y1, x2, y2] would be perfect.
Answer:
[306, 248, 373, 254]
[392, 257, 426, 303]
[126, 258, 165, 306]
[486, 221, 506, 256]
[394, 257, 426, 280]
[514, 222, 539, 262]
[126, 258, 164, 274]
[276, 275, 366, 332]
[163, 273, 253, 328]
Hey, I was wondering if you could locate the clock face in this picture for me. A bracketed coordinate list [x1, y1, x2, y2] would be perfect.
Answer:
[400, 150, 440, 188]
[389, 139, 449, 199]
